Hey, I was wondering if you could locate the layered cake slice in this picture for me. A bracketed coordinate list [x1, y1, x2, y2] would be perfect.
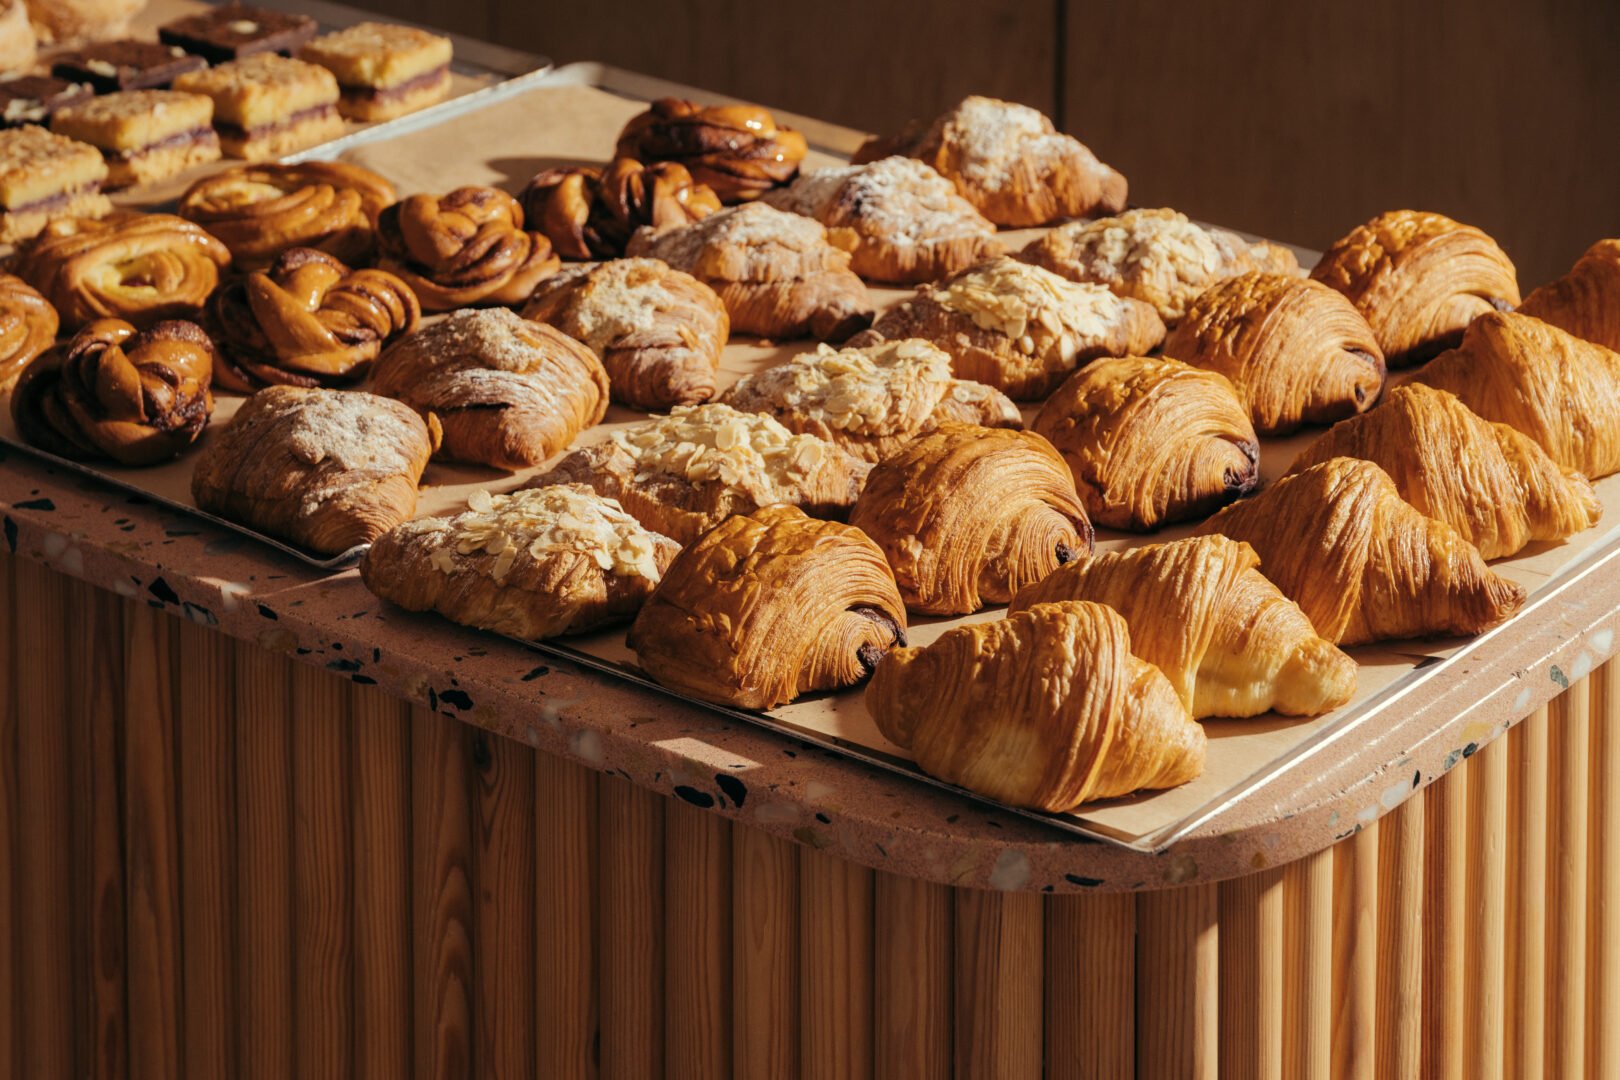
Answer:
[174, 54, 342, 160]
[0, 126, 111, 243]
[50, 90, 221, 189]
[299, 22, 453, 122]
[159, 3, 318, 64]
[52, 41, 207, 95]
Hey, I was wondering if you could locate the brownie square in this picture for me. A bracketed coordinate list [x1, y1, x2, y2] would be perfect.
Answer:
[159, 4, 318, 64]
[52, 41, 208, 95]
[0, 76, 94, 129]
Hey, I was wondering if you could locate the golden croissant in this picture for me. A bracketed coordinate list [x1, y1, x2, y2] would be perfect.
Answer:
[519, 158, 722, 260]
[0, 272, 59, 390]
[1195, 458, 1526, 645]
[1011, 535, 1356, 718]
[177, 161, 396, 269]
[615, 97, 808, 204]
[849, 423, 1092, 615]
[627, 505, 907, 710]
[377, 186, 560, 310]
[1518, 238, 1620, 352]
[1290, 382, 1600, 559]
[866, 600, 1205, 811]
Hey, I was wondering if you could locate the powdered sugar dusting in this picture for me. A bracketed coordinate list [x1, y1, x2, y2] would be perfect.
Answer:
[944, 96, 1077, 193]
[765, 157, 994, 248]
[725, 339, 953, 435]
[634, 202, 825, 268]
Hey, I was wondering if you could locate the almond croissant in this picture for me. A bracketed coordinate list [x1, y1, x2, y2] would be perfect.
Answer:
[1517, 238, 1620, 352]
[866, 600, 1205, 811]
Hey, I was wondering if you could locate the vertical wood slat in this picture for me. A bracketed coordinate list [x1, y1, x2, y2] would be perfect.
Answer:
[0, 557, 16, 1080]
[733, 828, 798, 1078]
[665, 801, 731, 1080]
[1375, 794, 1423, 1080]
[598, 775, 665, 1080]
[1283, 848, 1332, 1080]
[877, 874, 952, 1080]
[956, 889, 1044, 1079]
[1046, 892, 1133, 1080]
[351, 686, 412, 1080]
[471, 728, 536, 1080]
[534, 754, 599, 1079]
[1547, 685, 1590, 1079]
[1464, 736, 1508, 1080]
[800, 848, 873, 1080]
[1331, 823, 1377, 1080]
[412, 704, 474, 1080]
[1135, 884, 1217, 1080]
[1422, 764, 1467, 1080]
[1220, 868, 1284, 1080]
[1507, 709, 1549, 1080]
[1590, 661, 1620, 1078]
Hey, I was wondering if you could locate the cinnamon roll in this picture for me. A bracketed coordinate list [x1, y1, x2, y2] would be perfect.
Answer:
[377, 186, 560, 310]
[178, 161, 397, 270]
[615, 97, 808, 204]
[520, 158, 721, 261]
[0, 272, 58, 390]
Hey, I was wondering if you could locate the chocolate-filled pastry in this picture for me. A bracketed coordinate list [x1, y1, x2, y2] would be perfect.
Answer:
[207, 247, 419, 392]
[298, 21, 452, 122]
[866, 600, 1205, 811]
[172, 54, 342, 161]
[22, 0, 144, 44]
[1290, 382, 1600, 560]
[1163, 272, 1385, 435]
[1018, 208, 1301, 323]
[15, 210, 231, 331]
[761, 156, 1003, 284]
[1519, 238, 1620, 352]
[1412, 311, 1620, 480]
[849, 423, 1091, 615]
[11, 318, 214, 465]
[377, 186, 560, 311]
[370, 307, 607, 471]
[854, 96, 1127, 228]
[191, 386, 439, 555]
[627, 504, 906, 710]
[625, 201, 871, 341]
[0, 124, 112, 244]
[720, 337, 1020, 463]
[1032, 356, 1259, 531]
[520, 158, 720, 261]
[1012, 535, 1356, 719]
[0, 1, 35, 74]
[361, 485, 680, 640]
[49, 89, 221, 189]
[0, 75, 91, 129]
[179, 161, 396, 270]
[521, 257, 726, 410]
[51, 41, 206, 93]
[1197, 458, 1526, 645]
[160, 3, 317, 64]
[0, 271, 57, 389]
[614, 97, 807, 204]
[1309, 209, 1519, 367]
[529, 403, 870, 545]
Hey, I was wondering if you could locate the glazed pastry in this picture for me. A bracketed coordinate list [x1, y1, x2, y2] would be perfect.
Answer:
[0, 76, 92, 129]
[1196, 458, 1526, 645]
[615, 97, 807, 204]
[627, 505, 906, 710]
[0, 2, 36, 74]
[521, 257, 727, 410]
[22, 0, 145, 45]
[14, 210, 231, 331]
[1309, 210, 1519, 367]
[719, 337, 1021, 463]
[159, 3, 317, 63]
[370, 307, 607, 471]
[1412, 311, 1620, 479]
[207, 247, 419, 392]
[178, 161, 396, 270]
[858, 256, 1165, 400]
[520, 158, 720, 261]
[52, 41, 205, 94]
[0, 125, 111, 244]
[173, 54, 343, 161]
[625, 201, 871, 341]
[361, 485, 679, 640]
[849, 423, 1091, 615]
[1032, 356, 1258, 531]
[1163, 272, 1385, 435]
[760, 156, 1003, 284]
[1289, 382, 1600, 560]
[853, 96, 1126, 228]
[1518, 238, 1620, 352]
[50, 90, 220, 189]
[299, 22, 453, 122]
[1018, 208, 1301, 323]
[0, 272, 57, 389]
[10, 318, 213, 465]
[866, 600, 1204, 811]
[530, 403, 870, 545]
[1011, 536, 1356, 719]
[376, 186, 560, 310]
[190, 386, 439, 555]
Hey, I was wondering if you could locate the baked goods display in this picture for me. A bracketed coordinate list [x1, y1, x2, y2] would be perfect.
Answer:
[0, 75, 91, 129]
[377, 186, 559, 310]
[190, 385, 439, 555]
[850, 423, 1091, 614]
[207, 247, 418, 391]
[23, 0, 145, 45]
[719, 337, 1020, 463]
[625, 201, 871, 341]
[1197, 458, 1527, 646]
[858, 256, 1165, 400]
[0, 1, 34, 74]
[299, 21, 452, 122]
[10, 318, 213, 465]
[173, 53, 341, 160]
[521, 257, 726, 410]
[866, 600, 1204, 811]
[1032, 355, 1259, 531]
[52, 40, 205, 93]
[854, 96, 1126, 227]
[361, 485, 679, 640]
[1310, 209, 1520, 367]
[0, 125, 111, 243]
[760, 156, 1002, 284]
[627, 505, 906, 709]
[1018, 208, 1302, 324]
[520, 159, 720, 262]
[178, 161, 395, 269]
[49, 89, 220, 188]
[1518, 238, 1620, 352]
[159, 4, 317, 64]
[615, 97, 807, 204]
[0, 271, 57, 388]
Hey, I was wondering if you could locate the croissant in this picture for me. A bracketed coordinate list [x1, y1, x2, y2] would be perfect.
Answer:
[177, 162, 397, 270]
[518, 158, 721, 260]
[1163, 272, 1385, 435]
[10, 319, 214, 466]
[1010, 535, 1355, 718]
[206, 248, 419, 392]
[0, 272, 59, 391]
[1195, 458, 1526, 645]
[627, 505, 907, 710]
[376, 187, 560, 311]
[866, 600, 1204, 810]
[1032, 356, 1259, 531]
[849, 423, 1092, 614]
[614, 97, 808, 204]
[1290, 382, 1600, 559]
[1411, 310, 1620, 479]
[1518, 238, 1620, 351]
[1309, 210, 1519, 367]
[14, 211, 231, 331]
